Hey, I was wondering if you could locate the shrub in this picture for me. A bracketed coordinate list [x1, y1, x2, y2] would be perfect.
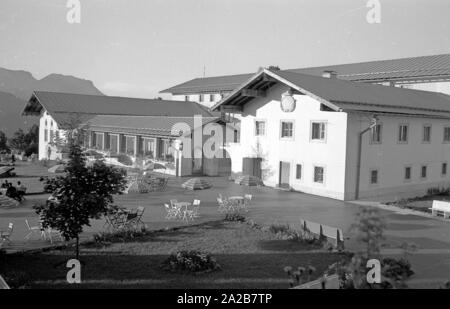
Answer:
[116, 154, 133, 166]
[93, 228, 149, 243]
[268, 223, 323, 245]
[3, 270, 31, 289]
[284, 265, 316, 288]
[382, 257, 414, 282]
[224, 212, 246, 222]
[161, 250, 221, 273]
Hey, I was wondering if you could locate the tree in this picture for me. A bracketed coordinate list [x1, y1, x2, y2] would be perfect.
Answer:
[351, 207, 386, 259]
[8, 125, 39, 156]
[0, 131, 8, 152]
[34, 133, 127, 259]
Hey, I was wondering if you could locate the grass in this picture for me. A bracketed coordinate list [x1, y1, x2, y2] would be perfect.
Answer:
[387, 193, 450, 214]
[0, 161, 54, 194]
[0, 221, 344, 289]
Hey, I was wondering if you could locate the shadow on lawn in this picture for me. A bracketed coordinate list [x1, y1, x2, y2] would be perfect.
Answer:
[1, 251, 342, 289]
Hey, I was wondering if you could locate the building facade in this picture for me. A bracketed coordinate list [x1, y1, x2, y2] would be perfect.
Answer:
[23, 91, 232, 177]
[212, 68, 450, 201]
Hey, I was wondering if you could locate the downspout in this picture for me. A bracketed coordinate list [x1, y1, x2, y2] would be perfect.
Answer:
[355, 116, 379, 200]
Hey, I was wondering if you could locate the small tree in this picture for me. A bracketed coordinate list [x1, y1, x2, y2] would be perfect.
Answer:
[34, 133, 127, 259]
[0, 131, 8, 152]
[351, 207, 386, 259]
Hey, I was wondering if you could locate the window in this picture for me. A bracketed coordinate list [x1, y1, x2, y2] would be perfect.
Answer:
[44, 129, 48, 142]
[95, 133, 104, 150]
[233, 129, 239, 143]
[370, 124, 382, 144]
[255, 120, 266, 136]
[370, 170, 379, 184]
[199, 94, 204, 102]
[280, 121, 294, 139]
[143, 138, 156, 157]
[296, 164, 302, 180]
[184, 95, 189, 102]
[421, 165, 427, 179]
[311, 122, 326, 141]
[125, 136, 136, 155]
[423, 125, 431, 143]
[444, 127, 450, 143]
[313, 166, 324, 183]
[209, 94, 215, 102]
[404, 166, 411, 181]
[442, 163, 447, 176]
[49, 130, 54, 142]
[109, 134, 119, 154]
[398, 124, 408, 143]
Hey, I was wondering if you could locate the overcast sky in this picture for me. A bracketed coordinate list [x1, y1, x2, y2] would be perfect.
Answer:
[0, 0, 449, 98]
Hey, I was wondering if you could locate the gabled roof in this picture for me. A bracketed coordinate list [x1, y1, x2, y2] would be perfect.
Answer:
[212, 69, 450, 118]
[161, 54, 450, 94]
[85, 115, 220, 137]
[22, 91, 215, 128]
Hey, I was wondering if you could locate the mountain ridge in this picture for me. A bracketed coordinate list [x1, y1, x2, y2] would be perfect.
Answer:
[0, 67, 104, 136]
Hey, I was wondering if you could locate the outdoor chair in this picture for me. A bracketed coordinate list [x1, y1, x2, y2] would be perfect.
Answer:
[217, 197, 229, 213]
[0, 223, 13, 244]
[46, 228, 64, 244]
[24, 219, 46, 241]
[164, 203, 177, 220]
[133, 206, 145, 228]
[190, 199, 201, 218]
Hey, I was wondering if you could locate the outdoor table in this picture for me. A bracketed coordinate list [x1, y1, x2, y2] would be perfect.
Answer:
[174, 202, 192, 222]
[228, 196, 244, 206]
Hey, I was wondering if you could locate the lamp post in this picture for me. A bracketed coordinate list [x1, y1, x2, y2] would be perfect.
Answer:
[355, 115, 379, 200]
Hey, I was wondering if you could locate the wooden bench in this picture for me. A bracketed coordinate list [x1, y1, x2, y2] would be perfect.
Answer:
[291, 274, 340, 289]
[430, 200, 450, 219]
[300, 219, 345, 250]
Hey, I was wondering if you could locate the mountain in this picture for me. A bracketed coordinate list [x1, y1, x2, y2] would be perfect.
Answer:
[0, 67, 103, 136]
[0, 91, 37, 135]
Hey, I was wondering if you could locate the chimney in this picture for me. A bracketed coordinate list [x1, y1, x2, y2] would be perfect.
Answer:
[322, 70, 338, 79]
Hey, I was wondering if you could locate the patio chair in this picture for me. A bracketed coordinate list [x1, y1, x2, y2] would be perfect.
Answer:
[24, 219, 46, 241]
[0, 223, 13, 244]
[191, 199, 201, 218]
[46, 228, 64, 244]
[217, 197, 229, 213]
[164, 203, 177, 220]
[134, 206, 145, 228]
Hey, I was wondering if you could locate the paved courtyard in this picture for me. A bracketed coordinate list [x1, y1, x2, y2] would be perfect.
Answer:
[1, 165, 449, 288]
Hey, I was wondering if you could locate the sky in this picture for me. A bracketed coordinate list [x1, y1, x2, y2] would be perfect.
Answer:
[0, 0, 449, 99]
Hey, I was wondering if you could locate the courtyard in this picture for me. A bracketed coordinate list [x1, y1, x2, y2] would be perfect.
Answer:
[1, 161, 450, 288]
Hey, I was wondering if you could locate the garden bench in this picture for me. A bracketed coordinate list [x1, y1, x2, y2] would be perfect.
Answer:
[291, 274, 339, 289]
[300, 219, 344, 250]
[430, 200, 450, 219]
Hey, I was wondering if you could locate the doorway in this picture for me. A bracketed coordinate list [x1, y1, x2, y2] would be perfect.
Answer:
[279, 161, 290, 189]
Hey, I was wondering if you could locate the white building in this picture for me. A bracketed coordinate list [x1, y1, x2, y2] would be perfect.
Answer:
[161, 54, 450, 107]
[22, 91, 232, 177]
[210, 68, 450, 201]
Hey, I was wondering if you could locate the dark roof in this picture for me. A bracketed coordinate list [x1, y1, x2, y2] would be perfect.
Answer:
[85, 115, 219, 137]
[212, 69, 450, 118]
[161, 54, 450, 94]
[22, 91, 215, 127]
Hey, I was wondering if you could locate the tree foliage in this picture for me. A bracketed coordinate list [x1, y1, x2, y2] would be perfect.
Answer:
[34, 134, 127, 259]
[8, 125, 39, 156]
[0, 131, 9, 152]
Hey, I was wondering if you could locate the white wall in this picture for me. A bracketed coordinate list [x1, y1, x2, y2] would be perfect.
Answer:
[237, 83, 349, 200]
[38, 112, 65, 161]
[172, 93, 224, 108]
[345, 113, 450, 201]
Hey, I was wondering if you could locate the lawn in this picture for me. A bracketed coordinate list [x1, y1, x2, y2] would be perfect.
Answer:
[386, 193, 450, 214]
[0, 221, 345, 289]
[0, 161, 54, 194]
